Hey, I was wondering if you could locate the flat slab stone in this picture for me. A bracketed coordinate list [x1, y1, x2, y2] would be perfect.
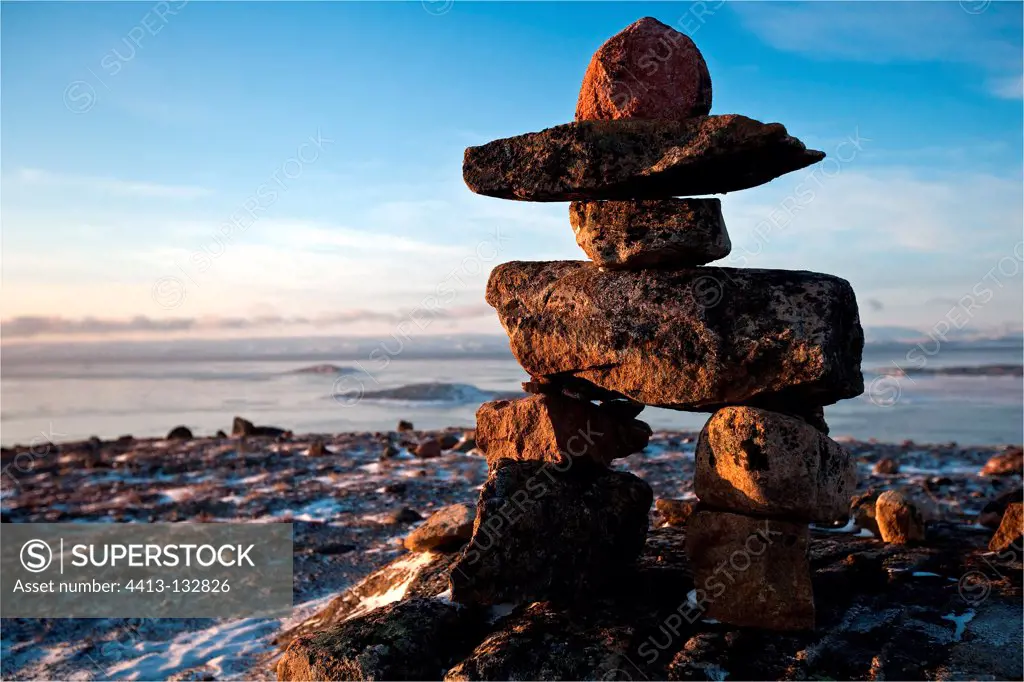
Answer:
[486, 261, 864, 410]
[570, 198, 730, 268]
[449, 459, 652, 606]
[685, 509, 814, 631]
[476, 393, 650, 468]
[694, 406, 855, 523]
[463, 116, 824, 201]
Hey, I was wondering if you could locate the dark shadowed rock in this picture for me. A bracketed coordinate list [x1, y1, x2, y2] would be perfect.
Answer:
[166, 426, 193, 440]
[981, 446, 1023, 476]
[438, 433, 461, 450]
[463, 116, 824, 201]
[487, 261, 864, 410]
[989, 502, 1023, 552]
[980, 487, 1022, 528]
[397, 420, 415, 432]
[570, 198, 730, 268]
[276, 598, 483, 681]
[851, 490, 880, 536]
[450, 459, 652, 606]
[475, 393, 650, 468]
[405, 504, 476, 552]
[232, 416, 287, 438]
[415, 439, 443, 459]
[391, 507, 424, 525]
[694, 407, 855, 523]
[686, 509, 814, 631]
[575, 17, 711, 122]
[876, 490, 926, 544]
[307, 439, 328, 457]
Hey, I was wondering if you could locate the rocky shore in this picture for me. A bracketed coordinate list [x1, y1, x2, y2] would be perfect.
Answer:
[0, 426, 1021, 680]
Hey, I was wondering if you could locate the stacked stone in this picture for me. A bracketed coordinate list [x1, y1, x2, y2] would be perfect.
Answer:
[453, 17, 864, 630]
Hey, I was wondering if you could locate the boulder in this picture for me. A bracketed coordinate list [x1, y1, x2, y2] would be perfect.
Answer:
[415, 440, 443, 459]
[694, 407, 855, 523]
[397, 420, 415, 432]
[463, 116, 825, 201]
[307, 439, 329, 457]
[851, 490, 880, 536]
[475, 393, 650, 468]
[438, 433, 461, 450]
[276, 598, 482, 681]
[685, 509, 814, 631]
[405, 504, 476, 552]
[450, 459, 652, 605]
[979, 487, 1022, 528]
[453, 433, 478, 453]
[981, 447, 1023, 476]
[391, 507, 424, 525]
[166, 426, 193, 440]
[654, 498, 694, 527]
[232, 416, 287, 438]
[569, 198, 730, 268]
[575, 17, 711, 122]
[875, 490, 926, 544]
[989, 502, 1023, 552]
[487, 261, 864, 410]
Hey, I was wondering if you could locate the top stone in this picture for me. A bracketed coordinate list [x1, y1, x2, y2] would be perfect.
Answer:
[576, 17, 712, 121]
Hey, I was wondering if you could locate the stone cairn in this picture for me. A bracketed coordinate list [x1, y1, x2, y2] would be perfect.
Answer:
[451, 17, 864, 631]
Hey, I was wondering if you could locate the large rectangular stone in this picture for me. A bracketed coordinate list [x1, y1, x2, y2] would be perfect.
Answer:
[463, 116, 824, 201]
[486, 261, 864, 410]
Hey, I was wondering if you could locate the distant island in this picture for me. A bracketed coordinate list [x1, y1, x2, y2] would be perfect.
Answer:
[874, 364, 1023, 377]
[288, 364, 356, 375]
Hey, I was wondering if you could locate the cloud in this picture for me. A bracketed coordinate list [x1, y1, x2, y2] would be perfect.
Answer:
[1, 304, 495, 339]
[13, 169, 212, 199]
[733, 2, 1022, 99]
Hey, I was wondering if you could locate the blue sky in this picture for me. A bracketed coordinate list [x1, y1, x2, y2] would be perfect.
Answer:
[2, 1, 1022, 343]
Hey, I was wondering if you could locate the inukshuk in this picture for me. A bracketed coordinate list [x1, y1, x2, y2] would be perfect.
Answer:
[451, 17, 863, 631]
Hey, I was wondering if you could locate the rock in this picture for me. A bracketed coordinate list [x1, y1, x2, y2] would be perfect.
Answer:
[851, 490, 880, 536]
[463, 116, 825, 201]
[397, 420, 415, 432]
[276, 598, 482, 681]
[981, 447, 1023, 476]
[875, 490, 925, 544]
[450, 459, 652, 605]
[475, 393, 651, 468]
[380, 443, 400, 460]
[575, 16, 712, 122]
[231, 416, 287, 438]
[654, 498, 694, 526]
[873, 458, 900, 475]
[415, 439, 443, 459]
[694, 407, 855, 523]
[569, 198, 730, 269]
[166, 426, 193, 440]
[980, 487, 1022, 528]
[404, 503, 476, 552]
[391, 507, 424, 525]
[487, 261, 864, 410]
[685, 509, 814, 630]
[307, 439, 329, 457]
[453, 433, 477, 453]
[989, 502, 1023, 552]
[382, 482, 407, 495]
[215, 430, 228, 439]
[438, 433, 461, 450]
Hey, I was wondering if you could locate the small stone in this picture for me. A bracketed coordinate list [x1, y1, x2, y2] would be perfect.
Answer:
[487, 261, 864, 410]
[685, 509, 814, 631]
[414, 440, 442, 459]
[450, 459, 652, 605]
[390, 507, 424, 525]
[475, 393, 650, 468]
[654, 498, 693, 526]
[231, 416, 287, 438]
[873, 458, 900, 475]
[875, 490, 925, 544]
[397, 420, 415, 432]
[215, 430, 228, 439]
[380, 443, 400, 460]
[453, 433, 478, 453]
[383, 482, 407, 495]
[980, 447, 1023, 476]
[694, 407, 856, 523]
[438, 433, 461, 450]
[404, 503, 476, 552]
[575, 17, 711, 122]
[979, 488, 1022, 528]
[570, 199, 729, 269]
[989, 502, 1023, 552]
[463, 116, 825, 202]
[166, 426, 193, 440]
[307, 439, 328, 457]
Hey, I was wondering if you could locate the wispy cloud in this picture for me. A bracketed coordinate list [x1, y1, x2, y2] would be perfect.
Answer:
[1, 304, 494, 339]
[14, 169, 212, 199]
